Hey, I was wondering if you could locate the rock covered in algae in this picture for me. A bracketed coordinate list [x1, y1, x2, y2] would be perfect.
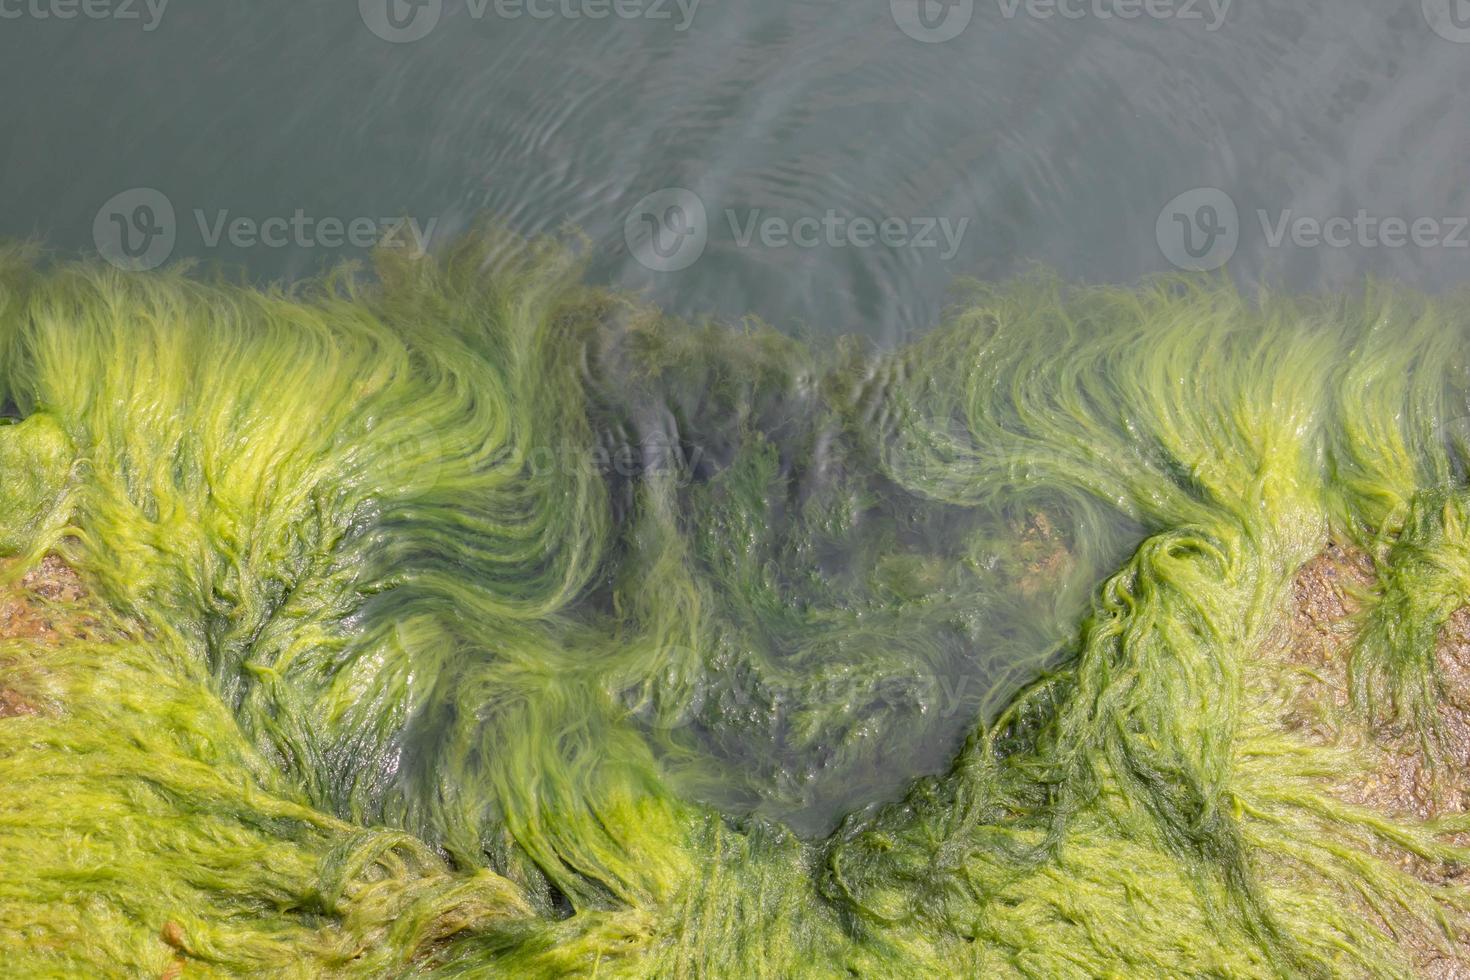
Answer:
[0, 236, 1469, 976]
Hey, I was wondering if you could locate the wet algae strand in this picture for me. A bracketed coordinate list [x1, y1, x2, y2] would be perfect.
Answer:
[1, 237, 1469, 976]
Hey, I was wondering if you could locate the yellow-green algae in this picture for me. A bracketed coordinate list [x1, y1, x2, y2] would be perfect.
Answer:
[1, 236, 1469, 977]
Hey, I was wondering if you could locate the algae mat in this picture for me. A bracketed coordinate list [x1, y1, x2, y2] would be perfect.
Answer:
[2, 236, 1470, 977]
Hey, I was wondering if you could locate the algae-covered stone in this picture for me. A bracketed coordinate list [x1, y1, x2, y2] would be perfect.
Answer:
[0, 411, 71, 555]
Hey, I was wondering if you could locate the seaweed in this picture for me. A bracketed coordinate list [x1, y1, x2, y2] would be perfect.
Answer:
[1, 237, 1469, 976]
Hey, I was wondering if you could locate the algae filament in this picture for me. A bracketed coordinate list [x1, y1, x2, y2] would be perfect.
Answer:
[1, 238, 1469, 976]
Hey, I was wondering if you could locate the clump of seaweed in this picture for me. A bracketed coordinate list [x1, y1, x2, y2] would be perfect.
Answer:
[2, 237, 1470, 976]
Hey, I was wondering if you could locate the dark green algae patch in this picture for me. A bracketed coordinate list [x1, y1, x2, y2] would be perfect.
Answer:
[2, 235, 1470, 976]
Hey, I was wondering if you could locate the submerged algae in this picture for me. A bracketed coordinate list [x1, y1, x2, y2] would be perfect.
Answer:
[1, 237, 1469, 976]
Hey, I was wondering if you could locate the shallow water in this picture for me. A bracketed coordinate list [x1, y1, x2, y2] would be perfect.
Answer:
[4, 0, 1470, 838]
[4, 0, 1470, 346]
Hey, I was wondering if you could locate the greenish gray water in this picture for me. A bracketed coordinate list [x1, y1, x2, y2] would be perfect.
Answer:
[3, 1, 1469, 349]
[5, 0, 1469, 836]
[4, 0, 1470, 910]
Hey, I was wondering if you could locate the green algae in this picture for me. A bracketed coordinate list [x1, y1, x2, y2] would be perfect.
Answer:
[1, 236, 1470, 976]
